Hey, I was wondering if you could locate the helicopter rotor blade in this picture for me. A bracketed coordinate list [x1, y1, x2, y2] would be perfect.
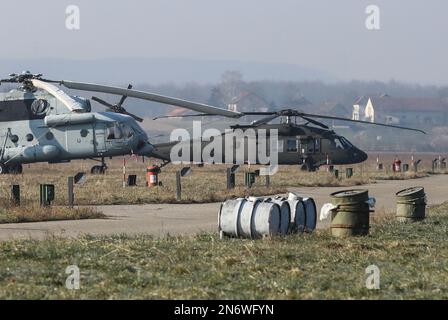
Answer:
[58, 80, 243, 118]
[299, 112, 426, 134]
[299, 115, 329, 129]
[31, 79, 84, 112]
[153, 113, 211, 120]
[118, 84, 133, 107]
[91, 96, 114, 108]
[242, 111, 278, 116]
[123, 110, 144, 122]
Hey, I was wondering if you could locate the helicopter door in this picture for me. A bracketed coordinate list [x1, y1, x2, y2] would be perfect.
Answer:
[94, 124, 107, 154]
[299, 138, 310, 155]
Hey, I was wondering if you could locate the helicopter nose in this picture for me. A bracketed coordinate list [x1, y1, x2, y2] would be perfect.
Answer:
[353, 148, 368, 163]
[136, 142, 154, 156]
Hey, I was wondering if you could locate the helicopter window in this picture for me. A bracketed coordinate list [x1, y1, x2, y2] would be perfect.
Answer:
[121, 124, 134, 138]
[26, 134, 34, 142]
[333, 138, 344, 149]
[80, 129, 89, 137]
[46, 132, 54, 140]
[286, 139, 298, 152]
[31, 99, 49, 116]
[339, 137, 353, 149]
[10, 134, 19, 143]
[107, 123, 123, 140]
[333, 137, 352, 150]
[314, 138, 321, 152]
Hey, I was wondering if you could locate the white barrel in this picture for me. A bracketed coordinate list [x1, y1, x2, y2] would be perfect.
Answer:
[303, 197, 317, 232]
[288, 199, 306, 233]
[238, 197, 262, 238]
[252, 201, 281, 238]
[218, 198, 246, 237]
[270, 197, 290, 235]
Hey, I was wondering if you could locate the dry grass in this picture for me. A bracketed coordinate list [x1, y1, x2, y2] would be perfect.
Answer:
[0, 202, 447, 299]
[0, 200, 104, 224]
[0, 152, 440, 206]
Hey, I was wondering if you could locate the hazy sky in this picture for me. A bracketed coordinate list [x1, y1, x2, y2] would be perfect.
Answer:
[0, 0, 447, 85]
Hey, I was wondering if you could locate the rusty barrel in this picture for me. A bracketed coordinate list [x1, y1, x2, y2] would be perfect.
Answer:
[330, 189, 370, 237]
[396, 187, 426, 222]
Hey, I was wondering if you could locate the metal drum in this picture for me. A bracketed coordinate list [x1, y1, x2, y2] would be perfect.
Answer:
[270, 197, 291, 235]
[396, 187, 426, 222]
[303, 197, 317, 232]
[330, 189, 370, 237]
[238, 197, 262, 238]
[218, 198, 246, 237]
[252, 200, 281, 238]
[287, 199, 306, 233]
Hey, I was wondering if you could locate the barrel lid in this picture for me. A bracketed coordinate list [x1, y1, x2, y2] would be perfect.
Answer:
[330, 189, 368, 198]
[396, 187, 424, 197]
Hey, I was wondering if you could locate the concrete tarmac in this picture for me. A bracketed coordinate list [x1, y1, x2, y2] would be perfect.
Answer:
[1, 174, 447, 241]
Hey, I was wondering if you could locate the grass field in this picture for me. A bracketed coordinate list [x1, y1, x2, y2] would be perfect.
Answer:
[1, 202, 447, 299]
[0, 152, 442, 207]
[0, 201, 104, 224]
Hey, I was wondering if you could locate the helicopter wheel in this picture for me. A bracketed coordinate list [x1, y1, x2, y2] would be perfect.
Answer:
[91, 165, 106, 175]
[300, 159, 316, 172]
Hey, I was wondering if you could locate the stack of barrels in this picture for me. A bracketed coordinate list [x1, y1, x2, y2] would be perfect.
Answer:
[218, 193, 317, 239]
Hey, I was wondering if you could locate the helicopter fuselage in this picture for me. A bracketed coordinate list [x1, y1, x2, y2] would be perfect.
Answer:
[0, 88, 153, 173]
[151, 123, 368, 170]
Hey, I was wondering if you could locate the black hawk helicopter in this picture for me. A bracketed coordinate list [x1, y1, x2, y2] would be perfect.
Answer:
[0, 71, 241, 174]
[151, 109, 426, 171]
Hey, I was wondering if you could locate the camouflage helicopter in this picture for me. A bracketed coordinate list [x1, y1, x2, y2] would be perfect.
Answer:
[151, 109, 426, 171]
[0, 71, 241, 174]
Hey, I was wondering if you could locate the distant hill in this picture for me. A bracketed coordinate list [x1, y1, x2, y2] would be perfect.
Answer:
[0, 57, 335, 85]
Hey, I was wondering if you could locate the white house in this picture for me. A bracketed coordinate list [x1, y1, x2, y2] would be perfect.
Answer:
[352, 98, 374, 122]
[353, 95, 448, 126]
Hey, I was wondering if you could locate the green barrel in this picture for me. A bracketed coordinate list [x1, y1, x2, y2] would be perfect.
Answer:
[396, 187, 426, 222]
[330, 189, 370, 237]
[245, 172, 256, 188]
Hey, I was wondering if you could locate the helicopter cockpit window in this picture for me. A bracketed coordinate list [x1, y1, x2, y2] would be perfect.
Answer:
[286, 139, 298, 152]
[107, 123, 123, 140]
[340, 137, 354, 148]
[121, 123, 134, 138]
[334, 138, 344, 149]
[333, 137, 353, 150]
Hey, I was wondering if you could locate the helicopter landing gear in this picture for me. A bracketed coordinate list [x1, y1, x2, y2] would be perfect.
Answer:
[91, 165, 106, 174]
[0, 163, 22, 174]
[0, 163, 6, 174]
[90, 157, 107, 174]
[7, 164, 23, 174]
[300, 158, 316, 172]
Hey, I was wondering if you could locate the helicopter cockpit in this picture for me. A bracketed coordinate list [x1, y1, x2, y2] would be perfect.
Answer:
[106, 121, 134, 140]
[332, 136, 354, 150]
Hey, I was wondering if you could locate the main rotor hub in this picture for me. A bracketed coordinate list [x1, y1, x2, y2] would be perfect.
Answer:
[0, 71, 46, 91]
